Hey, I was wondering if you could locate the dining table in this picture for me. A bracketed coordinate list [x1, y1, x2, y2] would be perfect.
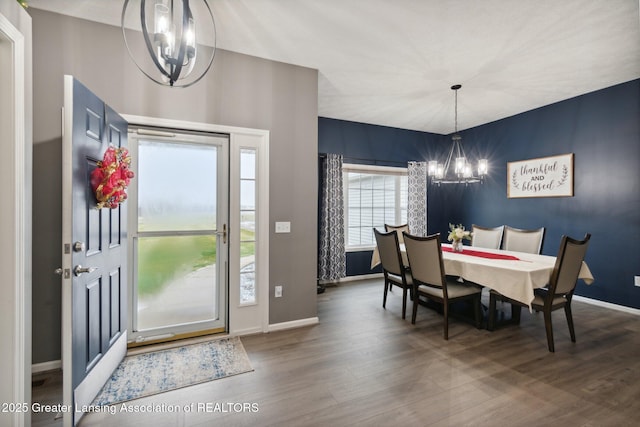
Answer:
[371, 242, 594, 309]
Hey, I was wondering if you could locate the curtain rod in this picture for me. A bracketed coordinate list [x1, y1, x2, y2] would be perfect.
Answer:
[318, 153, 409, 167]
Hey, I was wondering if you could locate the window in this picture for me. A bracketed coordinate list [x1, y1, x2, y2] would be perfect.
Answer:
[343, 164, 408, 250]
[135, 139, 221, 331]
[239, 148, 257, 305]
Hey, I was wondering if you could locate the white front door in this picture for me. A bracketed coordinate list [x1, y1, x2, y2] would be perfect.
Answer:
[61, 76, 129, 426]
[128, 130, 229, 343]
[122, 115, 270, 337]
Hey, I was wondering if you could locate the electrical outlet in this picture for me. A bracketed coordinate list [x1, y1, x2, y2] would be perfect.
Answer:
[275, 285, 283, 297]
[635, 276, 640, 287]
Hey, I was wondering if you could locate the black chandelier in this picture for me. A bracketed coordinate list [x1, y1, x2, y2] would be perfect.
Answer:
[122, 0, 216, 88]
[428, 84, 488, 185]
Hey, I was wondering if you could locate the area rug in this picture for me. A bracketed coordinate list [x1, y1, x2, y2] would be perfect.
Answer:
[92, 337, 253, 406]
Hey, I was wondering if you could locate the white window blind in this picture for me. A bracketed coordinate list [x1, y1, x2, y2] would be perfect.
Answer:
[343, 164, 408, 250]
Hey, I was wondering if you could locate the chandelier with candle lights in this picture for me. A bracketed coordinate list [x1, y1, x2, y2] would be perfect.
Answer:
[122, 0, 216, 88]
[429, 84, 488, 185]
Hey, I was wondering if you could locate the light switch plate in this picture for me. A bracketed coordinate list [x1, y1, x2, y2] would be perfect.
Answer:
[635, 276, 640, 287]
[275, 221, 291, 233]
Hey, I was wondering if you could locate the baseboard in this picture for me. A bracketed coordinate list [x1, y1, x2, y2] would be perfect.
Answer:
[231, 326, 266, 336]
[573, 295, 640, 315]
[32, 360, 62, 374]
[268, 317, 319, 332]
[319, 273, 383, 285]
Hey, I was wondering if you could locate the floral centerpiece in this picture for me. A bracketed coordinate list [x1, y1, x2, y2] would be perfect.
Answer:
[90, 145, 134, 209]
[447, 223, 471, 252]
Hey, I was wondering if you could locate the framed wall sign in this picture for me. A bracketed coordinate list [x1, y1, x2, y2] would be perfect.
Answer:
[507, 153, 574, 198]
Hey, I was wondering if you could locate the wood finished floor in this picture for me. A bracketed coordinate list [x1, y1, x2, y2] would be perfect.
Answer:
[32, 278, 640, 426]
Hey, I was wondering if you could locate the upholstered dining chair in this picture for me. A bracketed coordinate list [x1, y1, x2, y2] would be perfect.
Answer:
[403, 232, 482, 339]
[373, 228, 413, 319]
[491, 225, 547, 325]
[471, 224, 504, 249]
[502, 226, 545, 254]
[385, 223, 409, 245]
[488, 234, 591, 352]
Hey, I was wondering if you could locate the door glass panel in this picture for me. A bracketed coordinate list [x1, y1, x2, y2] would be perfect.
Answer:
[240, 148, 257, 305]
[137, 235, 217, 330]
[240, 149, 256, 179]
[240, 182, 254, 212]
[138, 141, 217, 232]
[134, 138, 225, 334]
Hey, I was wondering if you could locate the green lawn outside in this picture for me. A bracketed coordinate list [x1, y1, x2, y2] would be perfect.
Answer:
[138, 228, 256, 297]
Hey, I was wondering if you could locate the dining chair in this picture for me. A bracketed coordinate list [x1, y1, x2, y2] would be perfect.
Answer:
[385, 223, 409, 245]
[373, 228, 413, 319]
[495, 226, 546, 325]
[488, 233, 591, 352]
[502, 226, 545, 254]
[403, 232, 482, 339]
[471, 224, 504, 249]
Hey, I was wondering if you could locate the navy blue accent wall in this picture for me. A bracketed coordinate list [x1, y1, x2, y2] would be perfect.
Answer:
[319, 117, 443, 166]
[318, 118, 443, 277]
[319, 79, 640, 310]
[450, 79, 640, 309]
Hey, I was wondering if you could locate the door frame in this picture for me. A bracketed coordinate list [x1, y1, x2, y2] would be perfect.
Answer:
[0, 3, 31, 427]
[123, 114, 270, 337]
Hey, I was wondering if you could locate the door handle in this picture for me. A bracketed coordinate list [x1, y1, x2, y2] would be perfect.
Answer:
[74, 265, 97, 277]
[216, 224, 227, 244]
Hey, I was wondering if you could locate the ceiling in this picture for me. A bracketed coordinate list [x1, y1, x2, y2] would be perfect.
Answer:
[28, 0, 640, 134]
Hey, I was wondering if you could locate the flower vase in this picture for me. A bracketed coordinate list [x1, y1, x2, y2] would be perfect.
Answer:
[452, 239, 464, 252]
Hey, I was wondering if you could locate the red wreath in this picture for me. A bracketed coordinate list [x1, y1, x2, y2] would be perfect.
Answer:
[90, 145, 135, 209]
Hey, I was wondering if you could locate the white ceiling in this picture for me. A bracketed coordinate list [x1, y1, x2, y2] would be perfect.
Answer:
[28, 0, 640, 134]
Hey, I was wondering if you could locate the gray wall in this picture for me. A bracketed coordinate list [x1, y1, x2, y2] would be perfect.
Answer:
[30, 8, 318, 363]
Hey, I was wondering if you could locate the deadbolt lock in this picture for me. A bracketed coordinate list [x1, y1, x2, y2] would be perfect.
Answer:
[54, 268, 71, 279]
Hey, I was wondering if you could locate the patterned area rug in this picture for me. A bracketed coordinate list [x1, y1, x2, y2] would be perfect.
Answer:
[92, 337, 253, 406]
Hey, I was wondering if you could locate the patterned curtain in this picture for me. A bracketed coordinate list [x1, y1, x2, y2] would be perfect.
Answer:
[407, 161, 428, 236]
[318, 154, 346, 281]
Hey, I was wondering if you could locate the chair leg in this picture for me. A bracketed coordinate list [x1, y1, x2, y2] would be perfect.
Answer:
[474, 295, 482, 329]
[383, 279, 389, 309]
[443, 303, 449, 340]
[488, 293, 497, 331]
[564, 303, 576, 342]
[411, 293, 419, 324]
[543, 309, 555, 352]
[401, 287, 407, 319]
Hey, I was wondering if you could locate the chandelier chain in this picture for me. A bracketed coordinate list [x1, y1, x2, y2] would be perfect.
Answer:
[454, 88, 458, 134]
